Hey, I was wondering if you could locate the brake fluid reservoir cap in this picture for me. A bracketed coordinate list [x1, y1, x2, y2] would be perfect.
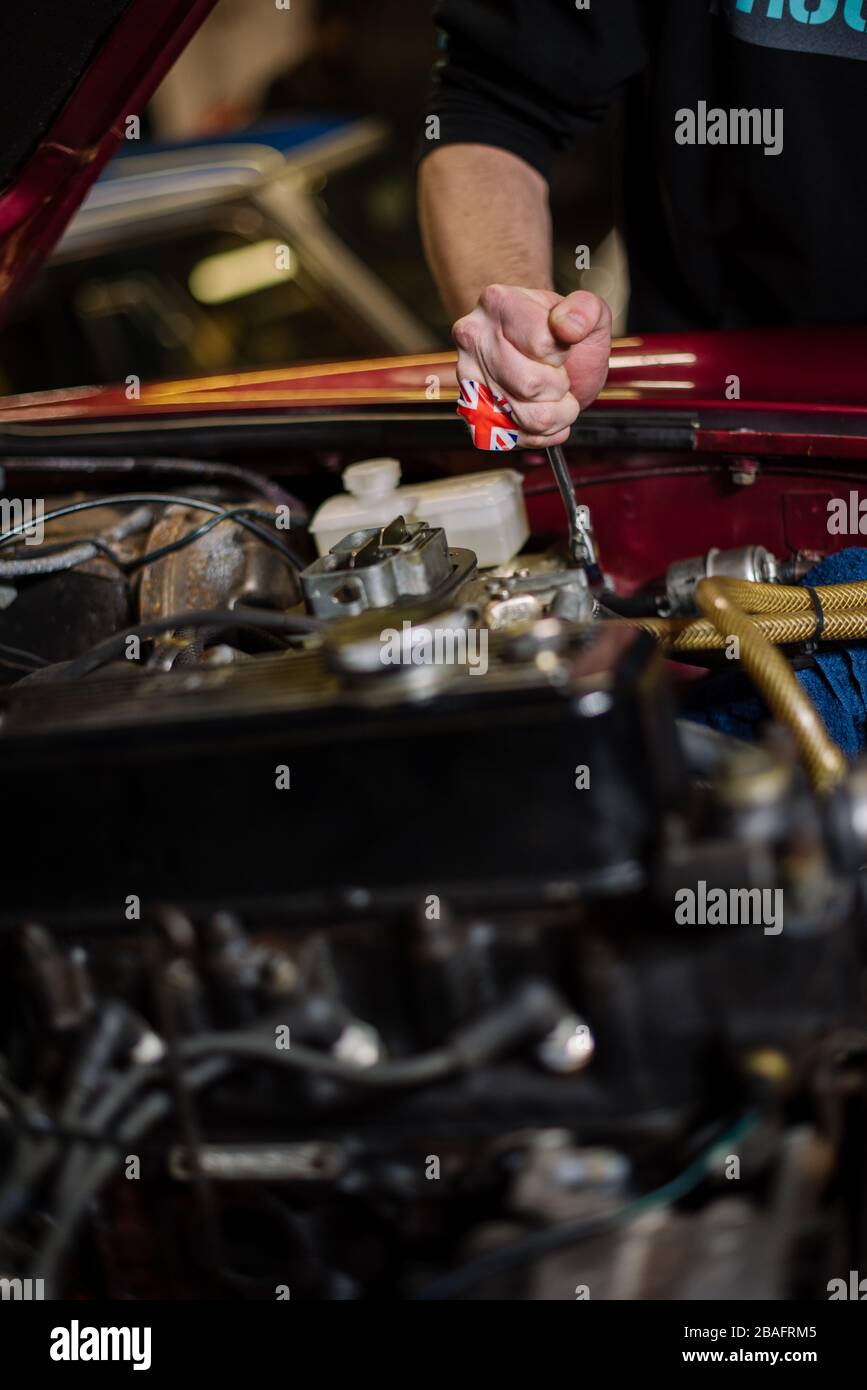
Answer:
[343, 458, 401, 500]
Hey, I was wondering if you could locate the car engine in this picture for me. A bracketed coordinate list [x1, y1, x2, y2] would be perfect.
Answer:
[1, 449, 866, 1302]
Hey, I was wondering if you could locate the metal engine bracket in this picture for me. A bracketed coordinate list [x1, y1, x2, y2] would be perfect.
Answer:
[301, 516, 455, 618]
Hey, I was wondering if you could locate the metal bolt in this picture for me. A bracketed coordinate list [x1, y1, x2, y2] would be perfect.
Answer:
[731, 458, 759, 487]
[333, 1021, 382, 1070]
[537, 1016, 595, 1074]
[576, 690, 613, 718]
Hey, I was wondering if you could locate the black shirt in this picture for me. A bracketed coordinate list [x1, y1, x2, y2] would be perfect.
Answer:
[422, 0, 867, 331]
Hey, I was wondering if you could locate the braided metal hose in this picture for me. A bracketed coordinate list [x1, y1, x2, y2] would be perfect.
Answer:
[713, 578, 867, 614]
[692, 577, 846, 795]
[633, 607, 867, 652]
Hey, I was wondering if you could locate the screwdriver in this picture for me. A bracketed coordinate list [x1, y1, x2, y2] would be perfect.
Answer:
[455, 378, 601, 577]
[546, 444, 599, 577]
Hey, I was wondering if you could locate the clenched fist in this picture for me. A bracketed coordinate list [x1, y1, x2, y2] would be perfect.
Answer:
[453, 285, 612, 449]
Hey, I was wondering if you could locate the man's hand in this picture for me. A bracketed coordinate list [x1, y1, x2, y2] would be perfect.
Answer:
[452, 285, 612, 448]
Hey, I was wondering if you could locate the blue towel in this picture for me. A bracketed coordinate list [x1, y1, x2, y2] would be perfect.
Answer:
[692, 548, 867, 761]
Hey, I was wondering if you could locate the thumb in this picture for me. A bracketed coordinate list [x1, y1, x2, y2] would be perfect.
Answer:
[549, 290, 609, 347]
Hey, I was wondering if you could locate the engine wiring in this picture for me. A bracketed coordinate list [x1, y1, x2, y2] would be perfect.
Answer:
[0, 506, 300, 579]
[413, 1111, 760, 1300]
[38, 606, 324, 682]
[3, 454, 306, 516]
[0, 492, 307, 574]
[0, 1101, 130, 1150]
[0, 639, 48, 673]
[26, 1025, 761, 1301]
[25, 982, 570, 1296]
[0, 493, 314, 681]
[125, 505, 304, 573]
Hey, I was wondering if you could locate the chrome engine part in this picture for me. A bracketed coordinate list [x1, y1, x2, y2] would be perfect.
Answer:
[300, 516, 471, 618]
[665, 545, 778, 615]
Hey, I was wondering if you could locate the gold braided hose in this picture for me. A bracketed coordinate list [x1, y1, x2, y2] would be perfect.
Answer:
[622, 577, 867, 792]
[633, 607, 867, 652]
[709, 578, 867, 615]
[692, 577, 847, 795]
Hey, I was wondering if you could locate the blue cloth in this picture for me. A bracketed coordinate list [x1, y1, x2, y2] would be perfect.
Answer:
[105, 118, 354, 165]
[693, 548, 867, 761]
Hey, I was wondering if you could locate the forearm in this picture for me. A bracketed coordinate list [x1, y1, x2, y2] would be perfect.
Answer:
[418, 144, 554, 320]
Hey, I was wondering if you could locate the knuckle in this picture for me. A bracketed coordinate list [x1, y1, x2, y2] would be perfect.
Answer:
[479, 282, 507, 314]
[523, 427, 570, 449]
[526, 331, 555, 361]
[517, 394, 578, 435]
[514, 403, 556, 434]
[519, 372, 545, 399]
[452, 316, 480, 352]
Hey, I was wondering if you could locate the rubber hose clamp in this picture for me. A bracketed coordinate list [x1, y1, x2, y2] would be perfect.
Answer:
[807, 586, 826, 641]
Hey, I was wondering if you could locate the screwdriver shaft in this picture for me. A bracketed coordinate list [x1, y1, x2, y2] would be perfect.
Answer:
[546, 445, 598, 570]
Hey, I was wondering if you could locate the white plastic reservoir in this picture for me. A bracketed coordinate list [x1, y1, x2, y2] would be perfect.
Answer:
[309, 458, 529, 569]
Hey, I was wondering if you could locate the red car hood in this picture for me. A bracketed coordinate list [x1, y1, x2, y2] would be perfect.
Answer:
[2, 328, 867, 457]
[0, 0, 216, 323]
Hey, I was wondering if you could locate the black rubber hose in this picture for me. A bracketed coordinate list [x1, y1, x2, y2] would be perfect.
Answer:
[595, 589, 667, 618]
[35, 606, 323, 683]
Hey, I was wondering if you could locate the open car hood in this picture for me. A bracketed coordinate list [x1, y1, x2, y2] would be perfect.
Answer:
[0, 0, 216, 325]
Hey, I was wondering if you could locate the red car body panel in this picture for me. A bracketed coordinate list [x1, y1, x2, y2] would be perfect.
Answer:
[0, 328, 866, 457]
[2, 330, 865, 600]
[523, 460, 864, 594]
[0, 0, 217, 322]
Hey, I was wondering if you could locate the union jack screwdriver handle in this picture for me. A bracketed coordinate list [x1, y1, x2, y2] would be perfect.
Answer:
[456, 379, 519, 452]
[456, 378, 599, 576]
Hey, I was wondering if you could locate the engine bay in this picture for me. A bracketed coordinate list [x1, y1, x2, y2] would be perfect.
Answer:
[1, 444, 867, 1300]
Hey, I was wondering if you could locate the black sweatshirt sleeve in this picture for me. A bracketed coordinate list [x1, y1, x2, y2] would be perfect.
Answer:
[422, 0, 648, 180]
